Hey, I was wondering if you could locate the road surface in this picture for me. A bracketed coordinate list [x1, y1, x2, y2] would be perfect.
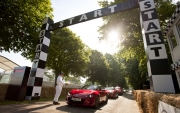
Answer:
[0, 92, 140, 113]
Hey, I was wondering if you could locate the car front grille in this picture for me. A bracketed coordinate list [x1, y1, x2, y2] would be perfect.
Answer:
[68, 97, 85, 104]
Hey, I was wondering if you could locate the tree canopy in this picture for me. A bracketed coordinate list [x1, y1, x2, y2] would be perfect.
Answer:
[85, 50, 108, 86]
[105, 53, 122, 86]
[45, 28, 91, 77]
[0, 0, 53, 52]
[97, 0, 177, 89]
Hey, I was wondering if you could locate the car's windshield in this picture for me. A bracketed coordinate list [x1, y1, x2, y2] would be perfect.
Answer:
[81, 85, 97, 90]
[105, 87, 114, 90]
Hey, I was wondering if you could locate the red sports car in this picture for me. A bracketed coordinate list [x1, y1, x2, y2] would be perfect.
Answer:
[104, 87, 118, 98]
[115, 86, 123, 96]
[66, 85, 108, 108]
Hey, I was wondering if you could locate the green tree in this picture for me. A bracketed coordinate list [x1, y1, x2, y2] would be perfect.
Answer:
[154, 0, 176, 28]
[124, 58, 147, 89]
[105, 54, 122, 86]
[0, 0, 53, 52]
[84, 80, 92, 85]
[46, 28, 91, 78]
[44, 69, 54, 81]
[98, 0, 176, 89]
[86, 50, 108, 86]
[64, 76, 81, 84]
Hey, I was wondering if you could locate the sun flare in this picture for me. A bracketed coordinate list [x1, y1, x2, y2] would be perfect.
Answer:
[97, 30, 122, 54]
[108, 31, 119, 40]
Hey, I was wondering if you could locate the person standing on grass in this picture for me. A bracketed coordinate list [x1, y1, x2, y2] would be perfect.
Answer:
[53, 72, 67, 105]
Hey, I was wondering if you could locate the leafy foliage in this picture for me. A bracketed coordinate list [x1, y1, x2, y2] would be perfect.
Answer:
[85, 50, 108, 86]
[46, 28, 91, 77]
[44, 69, 54, 81]
[64, 76, 81, 84]
[98, 0, 176, 89]
[0, 0, 53, 52]
[154, 0, 176, 28]
[124, 58, 147, 89]
[22, 27, 91, 80]
[104, 54, 123, 87]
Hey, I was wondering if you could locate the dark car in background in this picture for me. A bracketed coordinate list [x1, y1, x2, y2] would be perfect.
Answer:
[104, 87, 118, 98]
[66, 85, 108, 108]
[115, 86, 123, 96]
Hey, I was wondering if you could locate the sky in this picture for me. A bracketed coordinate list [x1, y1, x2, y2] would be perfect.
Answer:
[0, 0, 116, 68]
[0, 0, 179, 68]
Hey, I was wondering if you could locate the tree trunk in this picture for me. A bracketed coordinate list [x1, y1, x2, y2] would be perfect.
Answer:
[92, 81, 95, 85]
[54, 70, 59, 86]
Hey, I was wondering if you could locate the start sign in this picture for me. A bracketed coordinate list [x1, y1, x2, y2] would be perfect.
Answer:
[50, 0, 139, 31]
[25, 0, 176, 101]
[139, 0, 175, 93]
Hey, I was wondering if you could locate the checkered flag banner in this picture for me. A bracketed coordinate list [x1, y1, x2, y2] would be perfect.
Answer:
[0, 47, 3, 52]
[164, 4, 180, 36]
[25, 18, 53, 100]
[171, 60, 180, 70]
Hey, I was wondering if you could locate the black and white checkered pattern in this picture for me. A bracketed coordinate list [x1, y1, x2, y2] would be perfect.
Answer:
[25, 18, 53, 100]
[164, 5, 180, 36]
[171, 60, 180, 70]
[139, 0, 175, 93]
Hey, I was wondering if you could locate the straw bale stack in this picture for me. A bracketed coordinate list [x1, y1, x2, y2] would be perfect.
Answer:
[134, 90, 180, 113]
[160, 94, 180, 109]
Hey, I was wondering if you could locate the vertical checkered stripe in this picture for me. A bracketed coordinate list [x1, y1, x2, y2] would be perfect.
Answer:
[139, 0, 175, 93]
[171, 60, 180, 70]
[26, 18, 53, 100]
[164, 5, 180, 36]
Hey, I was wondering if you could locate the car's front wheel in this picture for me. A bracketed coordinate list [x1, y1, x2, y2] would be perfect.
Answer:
[116, 93, 119, 98]
[94, 97, 100, 109]
[67, 102, 72, 106]
[105, 95, 108, 104]
[120, 92, 123, 96]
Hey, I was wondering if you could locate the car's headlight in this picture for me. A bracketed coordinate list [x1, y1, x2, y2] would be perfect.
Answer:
[85, 94, 94, 98]
[67, 92, 71, 96]
[89, 94, 94, 97]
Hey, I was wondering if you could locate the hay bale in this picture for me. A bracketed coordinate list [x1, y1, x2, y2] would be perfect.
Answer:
[146, 92, 163, 113]
[134, 90, 149, 113]
[134, 90, 180, 113]
[143, 92, 150, 113]
[160, 94, 180, 109]
[41, 86, 55, 98]
[134, 90, 143, 113]
[40, 87, 74, 98]
[0, 84, 9, 100]
[61, 88, 73, 95]
[140, 91, 149, 113]
[133, 90, 138, 101]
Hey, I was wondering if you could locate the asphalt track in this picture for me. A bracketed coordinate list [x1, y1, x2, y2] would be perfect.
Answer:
[0, 92, 140, 113]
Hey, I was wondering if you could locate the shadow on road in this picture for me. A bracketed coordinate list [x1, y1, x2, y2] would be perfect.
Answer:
[56, 103, 107, 113]
[122, 93, 135, 100]
[0, 104, 53, 113]
[108, 96, 119, 100]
